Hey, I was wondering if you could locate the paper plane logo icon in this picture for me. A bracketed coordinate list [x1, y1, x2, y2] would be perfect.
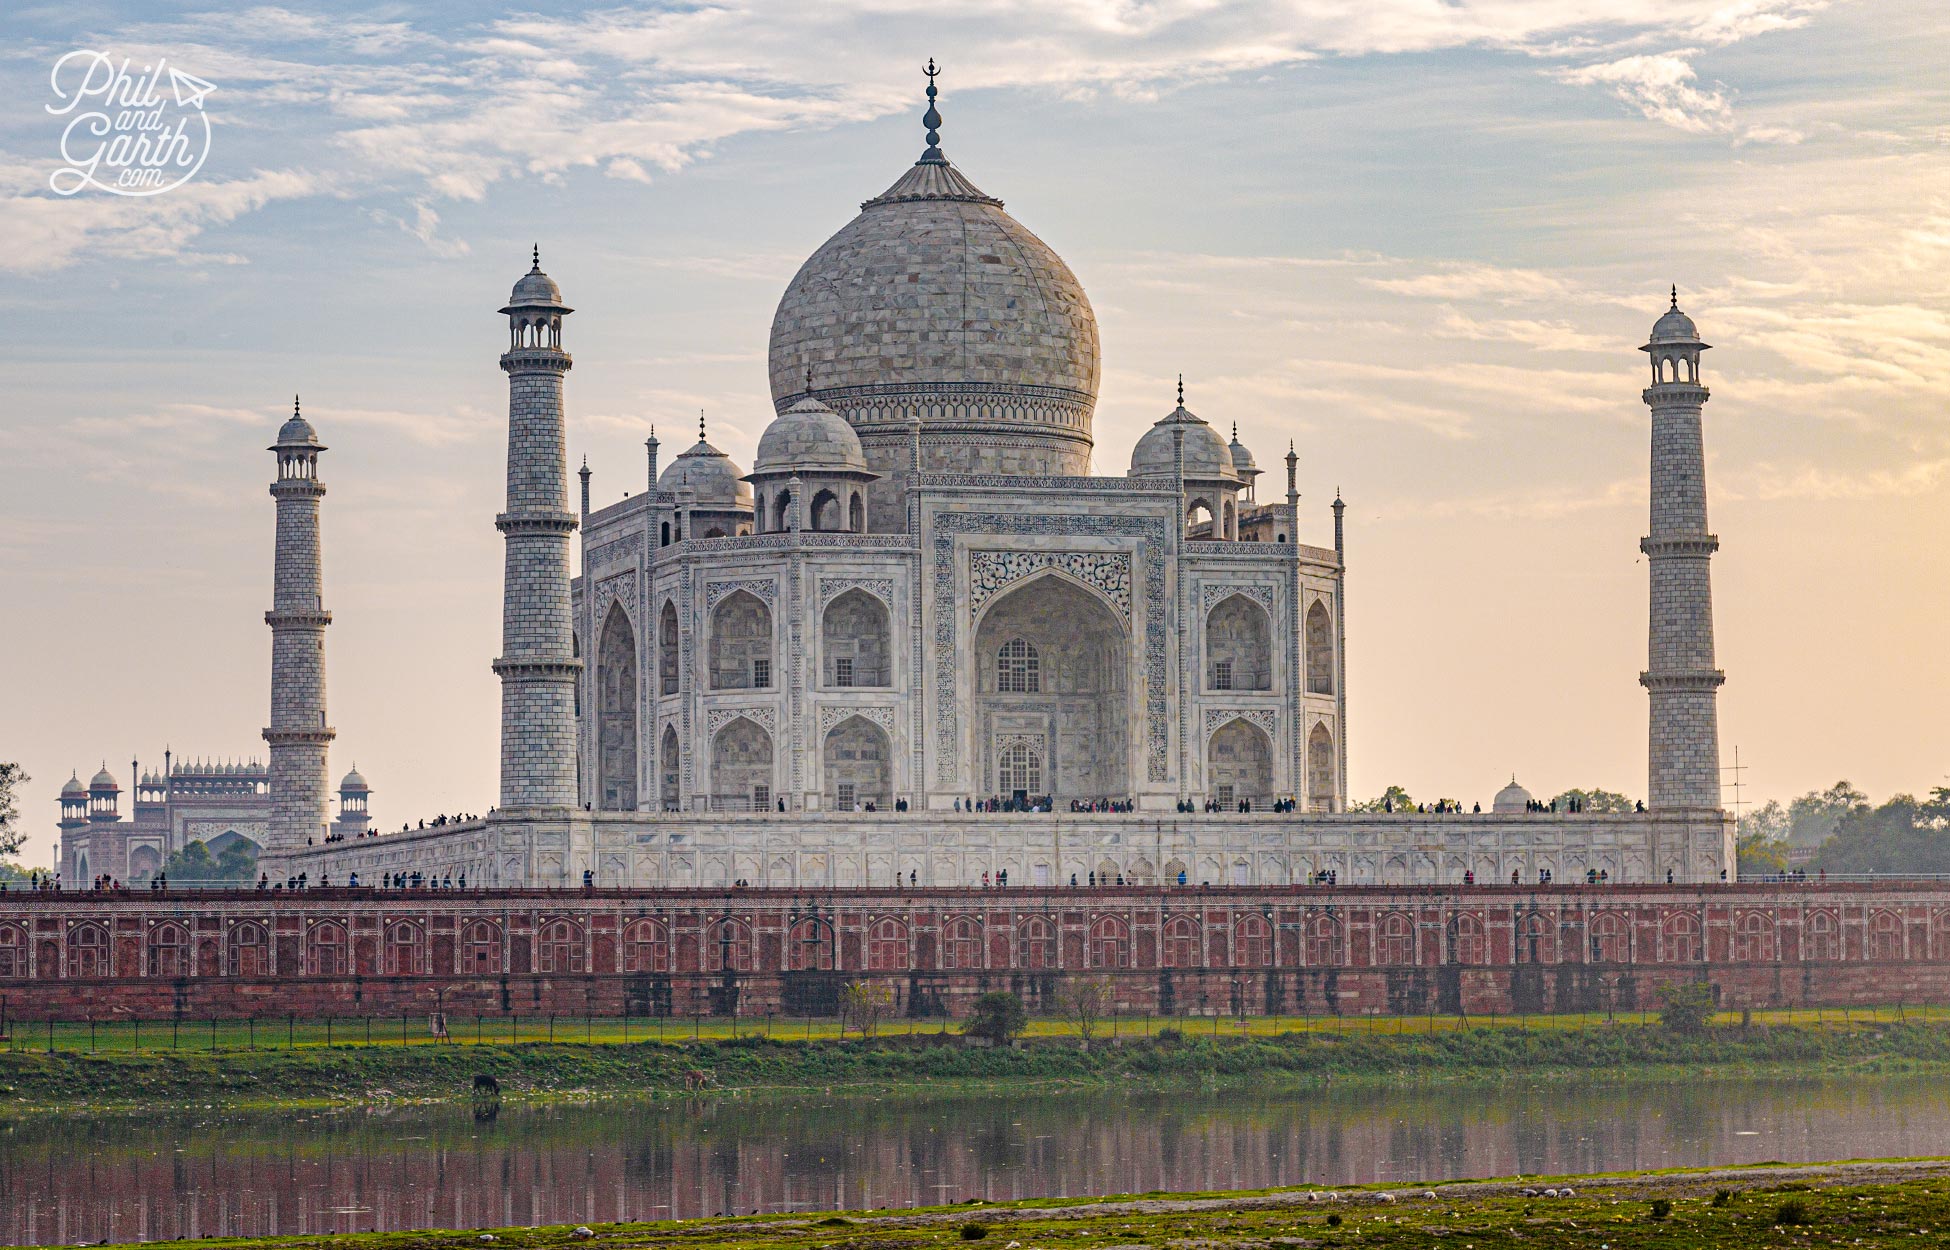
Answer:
[167, 66, 215, 109]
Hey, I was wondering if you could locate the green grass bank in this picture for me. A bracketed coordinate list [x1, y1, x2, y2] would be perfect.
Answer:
[65, 1158, 1950, 1250]
[9, 1018, 1950, 1111]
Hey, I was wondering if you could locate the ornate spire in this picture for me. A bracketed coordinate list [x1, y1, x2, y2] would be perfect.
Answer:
[1670, 283, 1678, 310]
[1176, 373, 1184, 407]
[293, 394, 300, 417]
[699, 409, 707, 443]
[920, 58, 945, 163]
[532, 243, 541, 271]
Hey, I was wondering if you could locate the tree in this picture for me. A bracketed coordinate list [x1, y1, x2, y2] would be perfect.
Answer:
[838, 980, 893, 1038]
[0, 763, 28, 859]
[1055, 976, 1115, 1046]
[1659, 981, 1716, 1034]
[1809, 793, 1950, 875]
[1352, 785, 1414, 813]
[962, 991, 1028, 1045]
[1786, 780, 1868, 850]
[1552, 788, 1638, 814]
[155, 839, 257, 884]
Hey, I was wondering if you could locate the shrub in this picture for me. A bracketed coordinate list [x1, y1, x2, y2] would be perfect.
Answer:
[1659, 981, 1716, 1035]
[1776, 1198, 1812, 1226]
[1711, 1189, 1731, 1208]
[1648, 1198, 1671, 1220]
[1325, 1214, 1342, 1227]
[960, 1224, 988, 1240]
[962, 993, 1028, 1045]
[1157, 1027, 1183, 1046]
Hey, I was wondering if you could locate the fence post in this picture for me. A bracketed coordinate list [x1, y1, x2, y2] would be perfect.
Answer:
[402, 1013, 408, 1047]
[46, 1017, 52, 1054]
[210, 1017, 217, 1053]
[134, 1018, 140, 1052]
[366, 1016, 372, 1046]
[326, 1015, 332, 1047]
[288, 1014, 295, 1049]
[248, 1017, 254, 1052]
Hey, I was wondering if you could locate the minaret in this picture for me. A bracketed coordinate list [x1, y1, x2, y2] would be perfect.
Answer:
[263, 396, 335, 854]
[1640, 289, 1724, 810]
[494, 247, 582, 810]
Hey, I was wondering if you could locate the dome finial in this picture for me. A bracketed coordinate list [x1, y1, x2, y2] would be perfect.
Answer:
[804, 356, 814, 397]
[699, 409, 707, 443]
[1670, 283, 1678, 310]
[920, 58, 945, 162]
[532, 243, 541, 271]
[1176, 373, 1184, 408]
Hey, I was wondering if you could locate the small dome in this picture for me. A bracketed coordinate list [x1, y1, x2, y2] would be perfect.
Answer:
[340, 767, 369, 791]
[503, 247, 567, 310]
[658, 438, 753, 509]
[1492, 777, 1534, 814]
[276, 412, 318, 445]
[61, 773, 86, 798]
[1227, 424, 1260, 478]
[1649, 290, 1701, 344]
[89, 766, 119, 790]
[753, 397, 870, 476]
[1129, 403, 1239, 482]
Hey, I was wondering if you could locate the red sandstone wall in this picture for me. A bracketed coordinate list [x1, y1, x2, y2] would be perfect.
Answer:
[0, 883, 1942, 1019]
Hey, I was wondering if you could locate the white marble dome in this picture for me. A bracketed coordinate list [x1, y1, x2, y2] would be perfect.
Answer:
[89, 765, 118, 790]
[753, 397, 870, 476]
[767, 123, 1100, 477]
[340, 767, 370, 792]
[1493, 778, 1534, 814]
[61, 773, 86, 798]
[658, 437, 753, 509]
[1130, 403, 1239, 481]
[1649, 294, 1700, 344]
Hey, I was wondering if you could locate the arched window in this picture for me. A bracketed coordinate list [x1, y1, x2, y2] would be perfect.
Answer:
[147, 922, 190, 977]
[537, 919, 586, 973]
[227, 921, 271, 977]
[384, 921, 426, 976]
[868, 918, 910, 971]
[623, 918, 669, 973]
[773, 490, 793, 533]
[463, 920, 503, 973]
[1305, 914, 1342, 966]
[999, 740, 1042, 795]
[1377, 912, 1414, 965]
[1305, 601, 1334, 695]
[660, 725, 680, 812]
[1090, 916, 1129, 968]
[709, 590, 773, 690]
[1307, 723, 1337, 810]
[1733, 912, 1774, 962]
[1206, 594, 1272, 691]
[659, 601, 679, 695]
[598, 603, 638, 811]
[787, 916, 834, 971]
[1869, 910, 1904, 961]
[1805, 911, 1839, 960]
[1662, 913, 1702, 964]
[1589, 912, 1629, 962]
[822, 589, 891, 687]
[1018, 916, 1056, 969]
[306, 922, 348, 976]
[849, 493, 865, 533]
[942, 917, 982, 970]
[996, 638, 1039, 693]
[1163, 915, 1201, 968]
[810, 489, 840, 531]
[0, 925, 26, 978]
[1517, 912, 1557, 964]
[708, 918, 753, 972]
[711, 716, 774, 812]
[1447, 913, 1486, 965]
[1235, 913, 1272, 967]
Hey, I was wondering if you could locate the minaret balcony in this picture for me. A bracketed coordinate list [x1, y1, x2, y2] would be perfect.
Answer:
[1639, 669, 1726, 691]
[500, 348, 572, 374]
[1639, 535, 1719, 558]
[495, 510, 579, 535]
[263, 726, 337, 745]
[265, 609, 333, 627]
[1641, 382, 1709, 405]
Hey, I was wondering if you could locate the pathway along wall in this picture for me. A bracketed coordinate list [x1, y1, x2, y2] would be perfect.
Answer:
[2, 884, 1947, 1021]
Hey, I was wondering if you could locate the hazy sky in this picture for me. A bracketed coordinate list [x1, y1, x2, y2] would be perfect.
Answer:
[3, 1, 1946, 864]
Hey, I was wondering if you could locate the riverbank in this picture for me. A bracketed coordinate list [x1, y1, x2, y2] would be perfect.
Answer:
[8, 1018, 1950, 1111]
[76, 1158, 1950, 1250]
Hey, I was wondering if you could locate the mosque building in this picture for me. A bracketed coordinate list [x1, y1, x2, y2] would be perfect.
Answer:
[69, 66, 1734, 890]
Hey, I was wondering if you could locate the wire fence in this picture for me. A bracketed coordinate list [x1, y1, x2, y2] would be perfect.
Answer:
[3, 1003, 1942, 1055]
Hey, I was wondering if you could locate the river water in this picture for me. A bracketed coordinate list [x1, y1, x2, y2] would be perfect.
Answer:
[2, 1075, 1945, 1245]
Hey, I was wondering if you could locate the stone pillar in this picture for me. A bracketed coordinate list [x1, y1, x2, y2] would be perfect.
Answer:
[1332, 490, 1347, 813]
[1640, 293, 1724, 811]
[263, 398, 335, 855]
[494, 250, 582, 810]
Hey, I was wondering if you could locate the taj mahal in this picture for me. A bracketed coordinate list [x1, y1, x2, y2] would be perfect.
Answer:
[62, 66, 1737, 891]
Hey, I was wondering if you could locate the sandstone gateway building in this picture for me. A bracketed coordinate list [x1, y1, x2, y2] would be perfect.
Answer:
[67, 69, 1736, 891]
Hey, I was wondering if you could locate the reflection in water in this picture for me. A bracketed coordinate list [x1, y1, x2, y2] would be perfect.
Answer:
[1, 1075, 1946, 1245]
